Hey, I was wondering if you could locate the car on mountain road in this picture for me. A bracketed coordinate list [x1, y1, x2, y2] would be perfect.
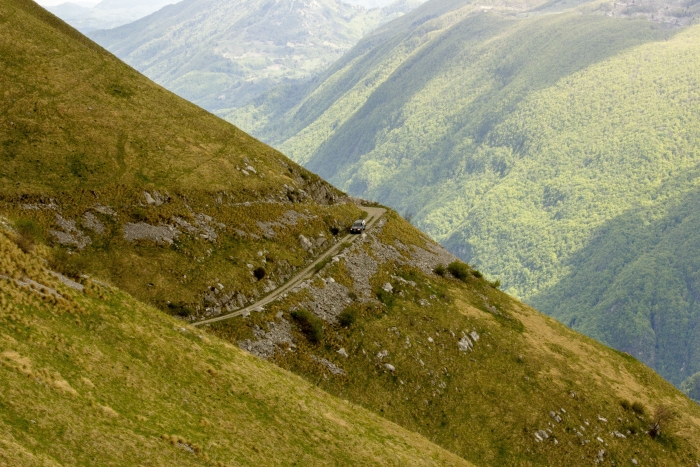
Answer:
[350, 220, 366, 233]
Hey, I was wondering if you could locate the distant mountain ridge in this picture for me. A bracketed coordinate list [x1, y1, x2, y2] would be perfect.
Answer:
[46, 0, 180, 32]
[88, 0, 422, 113]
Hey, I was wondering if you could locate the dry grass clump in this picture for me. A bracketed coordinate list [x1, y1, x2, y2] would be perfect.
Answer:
[161, 434, 203, 455]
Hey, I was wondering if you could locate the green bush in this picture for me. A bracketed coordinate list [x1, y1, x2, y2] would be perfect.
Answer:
[14, 218, 43, 253]
[291, 309, 324, 344]
[167, 302, 195, 317]
[620, 399, 632, 411]
[433, 264, 446, 277]
[338, 309, 356, 328]
[447, 261, 470, 281]
[253, 267, 266, 280]
[632, 401, 645, 415]
[472, 270, 483, 279]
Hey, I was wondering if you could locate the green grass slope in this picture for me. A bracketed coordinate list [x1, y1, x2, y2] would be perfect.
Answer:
[0, 0, 365, 324]
[206, 211, 700, 466]
[227, 0, 700, 385]
[87, 0, 419, 113]
[0, 225, 471, 466]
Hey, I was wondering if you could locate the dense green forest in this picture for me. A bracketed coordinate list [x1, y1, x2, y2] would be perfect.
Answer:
[530, 177, 700, 387]
[227, 0, 700, 390]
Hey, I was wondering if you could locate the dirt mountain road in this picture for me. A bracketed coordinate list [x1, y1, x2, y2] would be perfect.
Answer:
[194, 206, 386, 326]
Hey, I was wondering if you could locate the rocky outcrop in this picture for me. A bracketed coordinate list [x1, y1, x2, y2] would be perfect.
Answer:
[311, 355, 346, 376]
[299, 234, 313, 251]
[82, 212, 105, 234]
[238, 318, 294, 360]
[304, 278, 352, 322]
[123, 222, 180, 245]
[50, 214, 91, 249]
[304, 180, 341, 205]
[143, 190, 169, 206]
[174, 213, 221, 242]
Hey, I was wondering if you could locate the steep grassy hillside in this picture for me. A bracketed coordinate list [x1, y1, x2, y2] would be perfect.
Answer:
[0, 224, 471, 466]
[88, 0, 420, 113]
[227, 0, 700, 385]
[207, 211, 700, 466]
[0, 0, 364, 323]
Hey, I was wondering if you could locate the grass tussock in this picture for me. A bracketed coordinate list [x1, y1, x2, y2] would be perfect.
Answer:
[291, 309, 324, 344]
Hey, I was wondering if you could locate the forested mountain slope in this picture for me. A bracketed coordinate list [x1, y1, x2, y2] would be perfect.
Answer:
[228, 0, 700, 388]
[88, 0, 420, 113]
[3, 0, 700, 465]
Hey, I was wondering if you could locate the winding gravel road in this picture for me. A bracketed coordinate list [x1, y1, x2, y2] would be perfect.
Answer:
[194, 206, 386, 326]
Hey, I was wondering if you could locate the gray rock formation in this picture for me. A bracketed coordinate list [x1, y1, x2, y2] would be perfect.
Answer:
[299, 234, 313, 252]
[238, 319, 294, 359]
[50, 214, 91, 249]
[458, 335, 473, 352]
[123, 222, 180, 245]
[82, 212, 105, 234]
[302, 279, 352, 322]
[311, 355, 346, 376]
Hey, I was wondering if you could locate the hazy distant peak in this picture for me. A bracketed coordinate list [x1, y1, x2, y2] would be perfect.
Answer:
[345, 0, 402, 7]
[93, 0, 181, 10]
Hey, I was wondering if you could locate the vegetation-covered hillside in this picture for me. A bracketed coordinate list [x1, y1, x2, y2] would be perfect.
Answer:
[228, 0, 700, 387]
[207, 210, 700, 466]
[529, 179, 700, 388]
[88, 0, 420, 113]
[1, 0, 366, 324]
[0, 223, 470, 466]
[3, 0, 700, 465]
